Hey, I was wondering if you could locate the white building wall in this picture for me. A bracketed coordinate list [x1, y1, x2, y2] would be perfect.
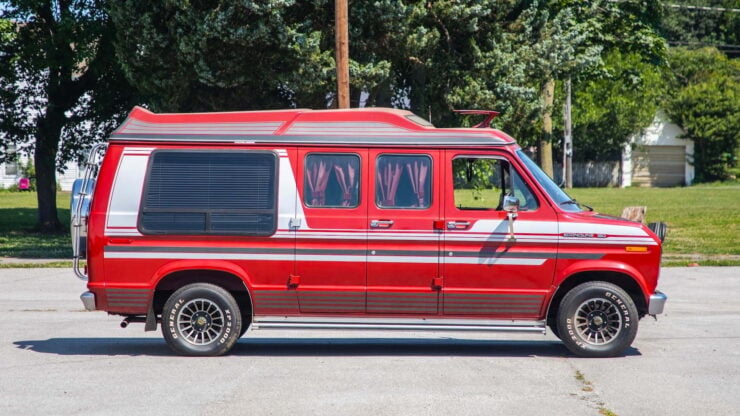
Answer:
[1, 152, 84, 191]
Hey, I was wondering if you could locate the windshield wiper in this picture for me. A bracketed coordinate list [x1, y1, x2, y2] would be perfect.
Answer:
[561, 199, 593, 211]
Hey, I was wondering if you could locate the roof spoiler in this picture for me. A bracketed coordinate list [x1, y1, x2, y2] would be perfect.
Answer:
[453, 109, 500, 128]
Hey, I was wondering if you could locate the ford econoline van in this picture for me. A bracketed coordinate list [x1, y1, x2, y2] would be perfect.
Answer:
[71, 106, 666, 357]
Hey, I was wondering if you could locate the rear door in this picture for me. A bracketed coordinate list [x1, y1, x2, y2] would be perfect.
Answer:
[294, 149, 368, 313]
[441, 150, 557, 318]
[366, 149, 442, 315]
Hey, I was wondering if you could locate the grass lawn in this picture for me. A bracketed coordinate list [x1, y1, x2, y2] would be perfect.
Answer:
[0, 184, 738, 265]
[568, 183, 740, 265]
[0, 191, 71, 259]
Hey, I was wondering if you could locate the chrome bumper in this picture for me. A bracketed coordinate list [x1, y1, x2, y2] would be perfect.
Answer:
[648, 291, 667, 315]
[80, 291, 96, 311]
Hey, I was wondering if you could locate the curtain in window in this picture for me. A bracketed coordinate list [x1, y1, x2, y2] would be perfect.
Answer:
[334, 162, 357, 206]
[377, 161, 403, 207]
[406, 159, 429, 207]
[306, 159, 331, 206]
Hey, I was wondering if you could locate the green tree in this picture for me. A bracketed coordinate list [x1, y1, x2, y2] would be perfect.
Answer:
[0, 1, 135, 232]
[552, 50, 665, 162]
[665, 47, 739, 182]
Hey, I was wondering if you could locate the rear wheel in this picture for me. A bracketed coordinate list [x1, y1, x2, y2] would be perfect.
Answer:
[162, 283, 242, 356]
[556, 281, 638, 358]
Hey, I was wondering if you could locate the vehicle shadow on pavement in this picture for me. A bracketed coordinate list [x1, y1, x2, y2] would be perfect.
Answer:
[14, 337, 641, 358]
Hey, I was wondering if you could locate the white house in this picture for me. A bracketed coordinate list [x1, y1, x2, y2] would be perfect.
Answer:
[1, 144, 83, 191]
[622, 110, 694, 187]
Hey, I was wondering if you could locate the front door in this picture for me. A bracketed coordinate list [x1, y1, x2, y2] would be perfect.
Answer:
[441, 150, 557, 318]
[366, 150, 441, 314]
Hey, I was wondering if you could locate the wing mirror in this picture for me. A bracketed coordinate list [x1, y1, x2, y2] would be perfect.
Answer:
[503, 194, 519, 239]
[503, 194, 519, 213]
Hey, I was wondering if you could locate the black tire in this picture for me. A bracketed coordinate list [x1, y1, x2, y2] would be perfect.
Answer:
[556, 281, 638, 358]
[162, 283, 242, 356]
[548, 323, 561, 340]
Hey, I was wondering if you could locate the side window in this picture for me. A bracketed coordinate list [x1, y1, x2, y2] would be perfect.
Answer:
[376, 154, 431, 209]
[452, 157, 538, 211]
[140, 150, 277, 235]
[304, 153, 360, 208]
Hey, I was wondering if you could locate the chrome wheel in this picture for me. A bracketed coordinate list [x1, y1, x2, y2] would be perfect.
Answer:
[573, 297, 623, 346]
[177, 298, 225, 345]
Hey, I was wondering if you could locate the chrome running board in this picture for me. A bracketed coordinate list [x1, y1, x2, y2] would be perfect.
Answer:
[252, 316, 546, 334]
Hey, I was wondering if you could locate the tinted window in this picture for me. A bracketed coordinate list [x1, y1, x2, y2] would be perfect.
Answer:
[140, 150, 277, 235]
[304, 153, 360, 208]
[376, 154, 431, 209]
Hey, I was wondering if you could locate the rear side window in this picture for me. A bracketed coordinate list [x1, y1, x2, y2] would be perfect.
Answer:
[139, 150, 277, 235]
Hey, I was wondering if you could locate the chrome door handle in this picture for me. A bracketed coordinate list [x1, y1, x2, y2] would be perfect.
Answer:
[447, 221, 471, 230]
[370, 219, 394, 229]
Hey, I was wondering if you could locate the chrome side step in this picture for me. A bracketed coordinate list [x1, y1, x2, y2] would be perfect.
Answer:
[252, 316, 546, 334]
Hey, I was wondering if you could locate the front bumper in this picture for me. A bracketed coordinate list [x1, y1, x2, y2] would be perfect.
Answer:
[648, 291, 667, 315]
[80, 291, 96, 311]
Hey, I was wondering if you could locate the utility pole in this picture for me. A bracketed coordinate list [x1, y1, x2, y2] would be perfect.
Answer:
[335, 0, 350, 109]
[563, 78, 573, 189]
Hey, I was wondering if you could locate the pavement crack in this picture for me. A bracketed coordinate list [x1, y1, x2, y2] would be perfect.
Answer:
[567, 361, 618, 416]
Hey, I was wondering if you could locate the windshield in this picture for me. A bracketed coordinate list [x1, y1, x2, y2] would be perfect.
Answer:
[516, 149, 583, 212]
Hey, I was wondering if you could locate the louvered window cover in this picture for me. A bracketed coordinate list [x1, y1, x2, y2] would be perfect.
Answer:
[140, 150, 277, 235]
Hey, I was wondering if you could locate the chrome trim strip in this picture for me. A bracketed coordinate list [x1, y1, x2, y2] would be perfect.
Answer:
[648, 291, 667, 315]
[80, 291, 96, 311]
[252, 316, 546, 333]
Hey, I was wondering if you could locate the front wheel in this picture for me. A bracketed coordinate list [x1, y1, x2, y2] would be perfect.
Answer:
[556, 281, 638, 358]
[162, 283, 242, 356]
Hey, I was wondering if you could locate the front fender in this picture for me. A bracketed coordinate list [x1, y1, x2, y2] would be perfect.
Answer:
[555, 259, 649, 299]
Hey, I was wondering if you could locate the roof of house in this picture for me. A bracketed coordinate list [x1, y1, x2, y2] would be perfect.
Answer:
[109, 106, 517, 147]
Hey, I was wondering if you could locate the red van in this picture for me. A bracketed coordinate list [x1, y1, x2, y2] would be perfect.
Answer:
[71, 106, 666, 357]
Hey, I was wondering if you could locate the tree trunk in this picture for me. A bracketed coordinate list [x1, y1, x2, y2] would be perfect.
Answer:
[539, 78, 555, 177]
[34, 107, 64, 233]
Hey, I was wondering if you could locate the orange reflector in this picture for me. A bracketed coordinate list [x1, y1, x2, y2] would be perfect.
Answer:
[625, 246, 648, 252]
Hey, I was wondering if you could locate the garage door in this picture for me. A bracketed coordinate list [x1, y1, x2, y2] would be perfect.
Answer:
[632, 146, 685, 187]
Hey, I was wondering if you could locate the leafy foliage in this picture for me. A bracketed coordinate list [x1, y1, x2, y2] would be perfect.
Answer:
[553, 50, 665, 161]
[664, 48, 740, 182]
[0, 0, 136, 231]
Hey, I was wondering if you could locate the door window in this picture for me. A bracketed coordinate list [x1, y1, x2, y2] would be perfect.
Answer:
[452, 157, 538, 211]
[304, 153, 360, 208]
[376, 154, 432, 209]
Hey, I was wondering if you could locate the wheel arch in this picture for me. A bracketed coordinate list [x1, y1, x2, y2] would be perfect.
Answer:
[546, 269, 648, 330]
[151, 262, 253, 320]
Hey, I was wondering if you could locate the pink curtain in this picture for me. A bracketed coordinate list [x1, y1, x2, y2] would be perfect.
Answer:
[306, 160, 331, 205]
[377, 161, 403, 206]
[334, 162, 357, 206]
[406, 160, 429, 207]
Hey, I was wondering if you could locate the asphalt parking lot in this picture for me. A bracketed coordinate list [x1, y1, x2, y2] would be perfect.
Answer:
[1, 267, 739, 415]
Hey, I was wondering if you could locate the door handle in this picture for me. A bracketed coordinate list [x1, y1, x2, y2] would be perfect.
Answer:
[447, 221, 471, 230]
[370, 219, 394, 229]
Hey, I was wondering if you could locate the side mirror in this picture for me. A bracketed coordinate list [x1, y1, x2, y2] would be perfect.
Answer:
[503, 194, 520, 213]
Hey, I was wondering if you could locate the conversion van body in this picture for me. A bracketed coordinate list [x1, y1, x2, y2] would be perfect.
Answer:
[72, 106, 666, 357]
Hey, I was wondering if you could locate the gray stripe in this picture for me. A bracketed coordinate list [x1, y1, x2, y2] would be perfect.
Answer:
[296, 300, 365, 306]
[106, 288, 150, 292]
[105, 245, 595, 261]
[367, 306, 437, 311]
[108, 302, 148, 307]
[125, 120, 283, 128]
[445, 306, 540, 312]
[108, 133, 509, 146]
[443, 294, 543, 300]
[558, 253, 605, 260]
